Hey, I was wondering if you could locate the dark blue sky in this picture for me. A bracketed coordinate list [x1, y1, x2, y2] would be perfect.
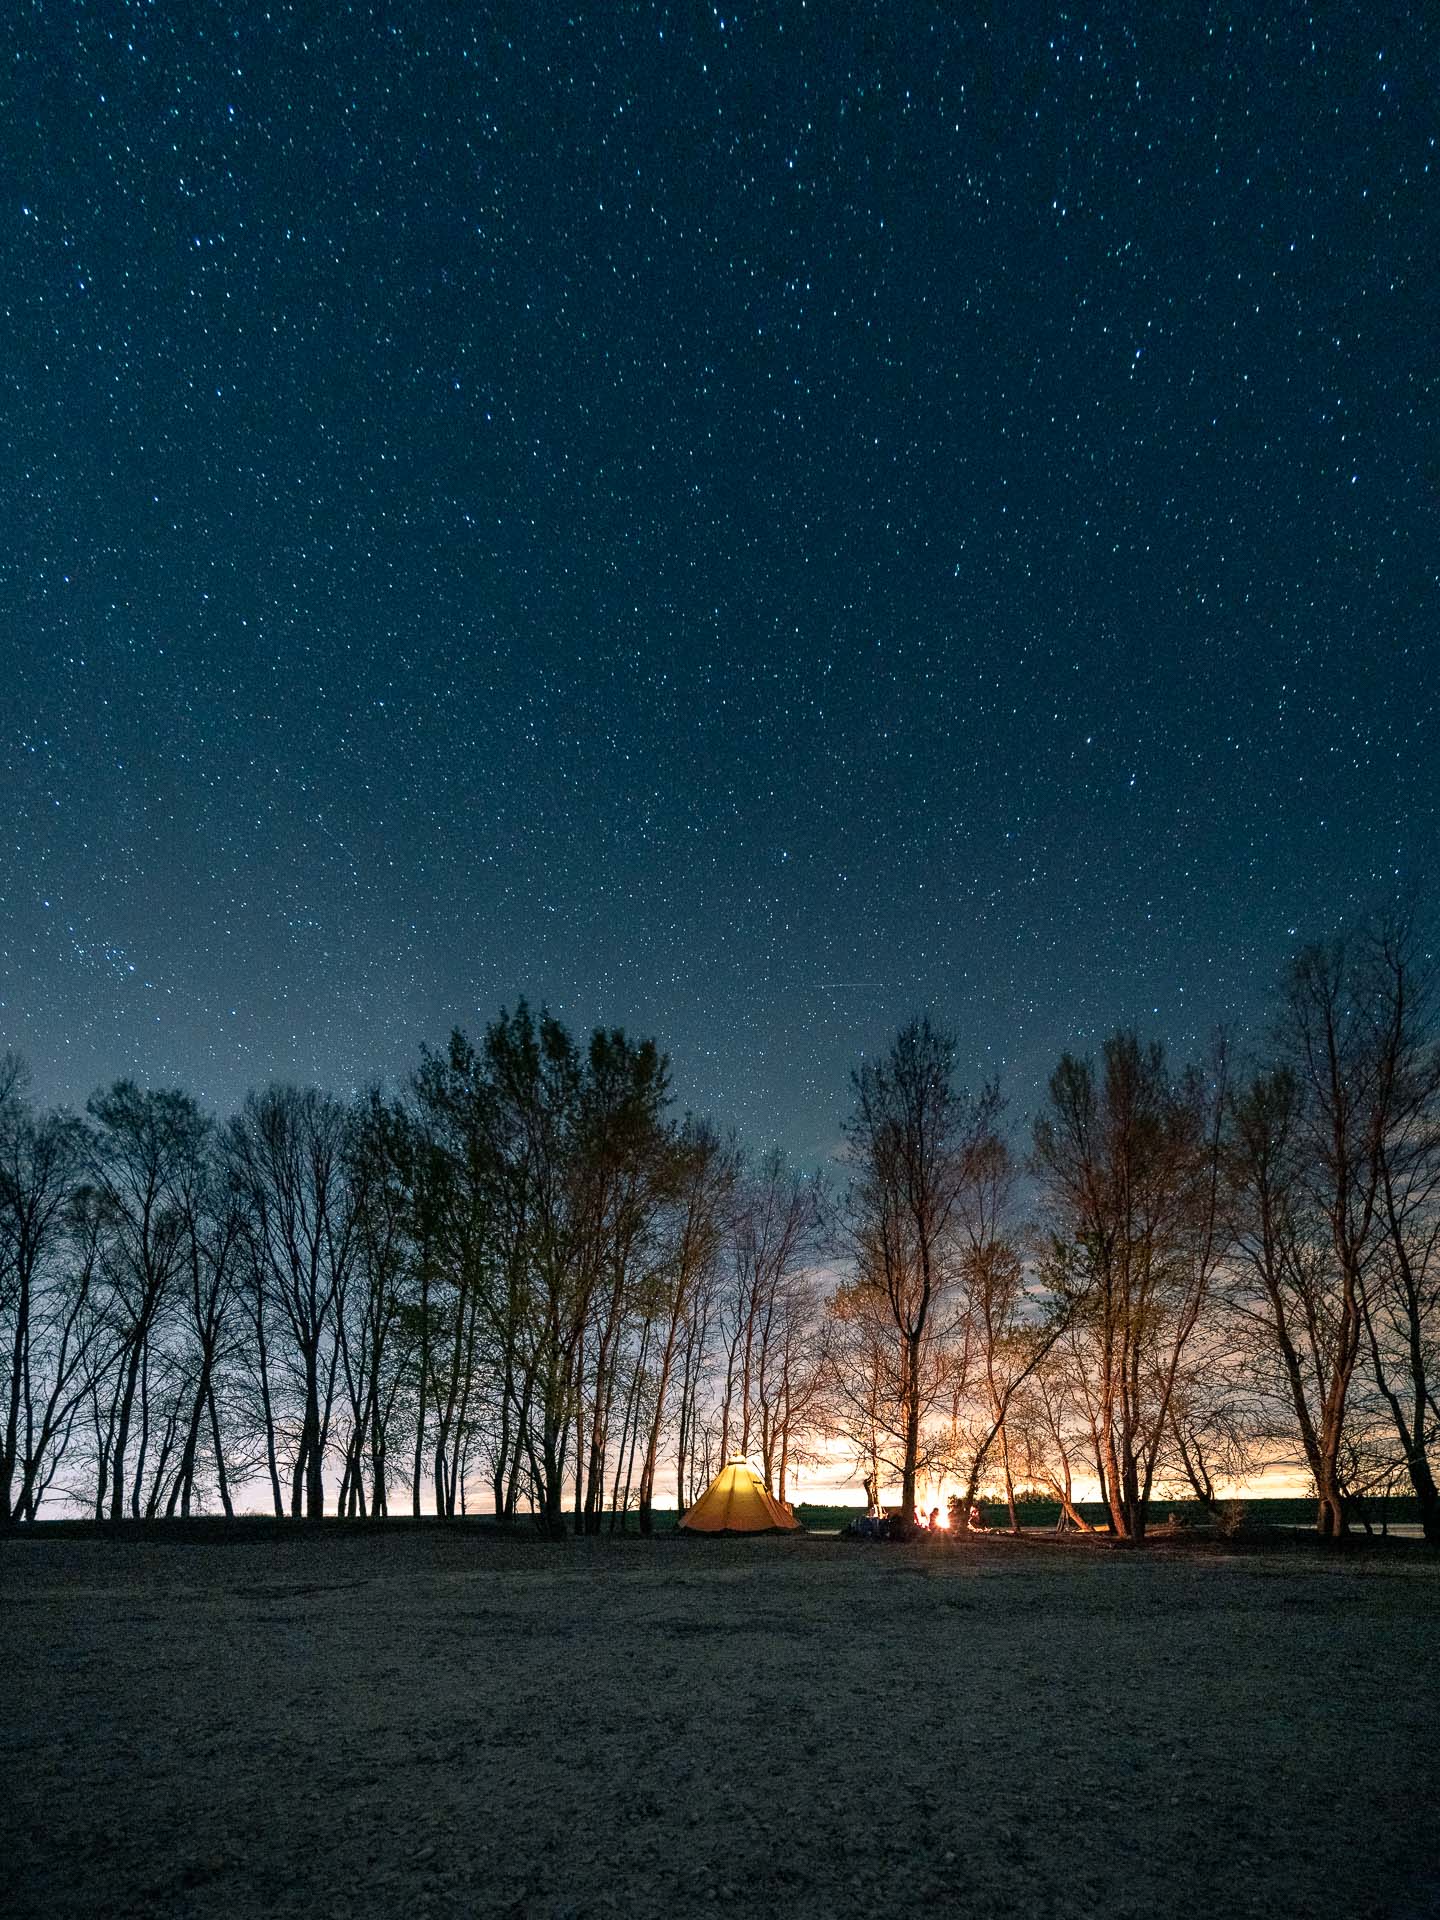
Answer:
[4, 2, 1435, 1163]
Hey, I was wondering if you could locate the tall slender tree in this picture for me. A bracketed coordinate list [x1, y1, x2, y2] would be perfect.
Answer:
[227, 1086, 357, 1518]
[0, 1060, 95, 1524]
[86, 1082, 209, 1520]
[1033, 1035, 1227, 1540]
[841, 1017, 1000, 1526]
[636, 1119, 738, 1531]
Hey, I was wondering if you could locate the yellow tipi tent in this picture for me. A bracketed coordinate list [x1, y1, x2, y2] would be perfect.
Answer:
[679, 1455, 802, 1534]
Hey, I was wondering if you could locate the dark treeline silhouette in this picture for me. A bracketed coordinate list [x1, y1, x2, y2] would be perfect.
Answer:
[2, 916, 1437, 1543]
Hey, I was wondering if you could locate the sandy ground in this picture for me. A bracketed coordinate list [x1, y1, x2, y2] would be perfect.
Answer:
[4, 1527, 1439, 1920]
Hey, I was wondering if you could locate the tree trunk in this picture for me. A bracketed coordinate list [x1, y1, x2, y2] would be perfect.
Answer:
[1000, 1418, 1019, 1534]
[900, 1332, 922, 1525]
[109, 1343, 143, 1521]
[170, 1352, 214, 1520]
[208, 1380, 233, 1518]
[0, 1265, 30, 1526]
[411, 1271, 430, 1518]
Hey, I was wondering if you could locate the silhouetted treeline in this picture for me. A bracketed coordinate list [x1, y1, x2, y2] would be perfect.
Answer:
[2, 915, 1437, 1543]
[0, 1007, 820, 1538]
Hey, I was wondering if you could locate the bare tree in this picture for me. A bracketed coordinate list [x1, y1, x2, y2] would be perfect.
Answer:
[757, 1262, 829, 1504]
[227, 1086, 358, 1517]
[720, 1149, 820, 1480]
[574, 1029, 674, 1534]
[1163, 1313, 1258, 1521]
[1008, 1347, 1103, 1533]
[85, 1082, 209, 1520]
[1225, 934, 1416, 1538]
[840, 1018, 1001, 1525]
[1358, 917, 1440, 1543]
[636, 1119, 737, 1533]
[166, 1145, 246, 1519]
[1032, 1035, 1227, 1540]
[824, 1275, 906, 1509]
[944, 1132, 1021, 1530]
[673, 1246, 720, 1515]
[0, 1063, 99, 1523]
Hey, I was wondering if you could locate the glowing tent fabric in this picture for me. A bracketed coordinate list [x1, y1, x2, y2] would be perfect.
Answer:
[679, 1455, 802, 1534]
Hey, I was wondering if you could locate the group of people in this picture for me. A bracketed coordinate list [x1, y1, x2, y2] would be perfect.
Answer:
[918, 1504, 986, 1532]
[845, 1497, 986, 1540]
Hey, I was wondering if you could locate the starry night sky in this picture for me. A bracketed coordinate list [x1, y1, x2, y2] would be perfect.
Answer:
[4, 3, 1436, 1163]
